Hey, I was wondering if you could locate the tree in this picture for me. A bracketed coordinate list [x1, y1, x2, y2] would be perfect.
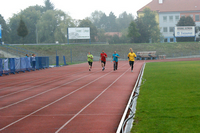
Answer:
[96, 29, 106, 42]
[107, 12, 118, 32]
[176, 16, 196, 42]
[127, 21, 140, 43]
[37, 10, 75, 43]
[134, 17, 149, 43]
[44, 0, 54, 11]
[141, 8, 162, 43]
[9, 6, 42, 44]
[17, 17, 29, 45]
[117, 12, 134, 32]
[90, 10, 104, 29]
[0, 14, 10, 43]
[78, 18, 98, 42]
[99, 13, 108, 31]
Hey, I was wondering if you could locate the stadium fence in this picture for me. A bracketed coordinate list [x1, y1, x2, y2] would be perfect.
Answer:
[0, 56, 49, 76]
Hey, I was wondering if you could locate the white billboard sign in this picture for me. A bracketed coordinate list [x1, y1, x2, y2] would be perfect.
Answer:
[175, 26, 195, 37]
[68, 27, 90, 39]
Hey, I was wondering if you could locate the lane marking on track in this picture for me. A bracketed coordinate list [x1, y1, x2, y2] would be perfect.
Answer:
[0, 66, 119, 131]
[0, 70, 102, 110]
[0, 69, 88, 91]
[55, 66, 131, 133]
[0, 68, 96, 97]
[0, 62, 128, 99]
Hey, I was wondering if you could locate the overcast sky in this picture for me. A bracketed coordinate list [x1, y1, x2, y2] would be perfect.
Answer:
[0, 0, 152, 21]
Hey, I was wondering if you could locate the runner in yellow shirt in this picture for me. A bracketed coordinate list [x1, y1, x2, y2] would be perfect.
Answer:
[87, 52, 93, 71]
[127, 48, 137, 72]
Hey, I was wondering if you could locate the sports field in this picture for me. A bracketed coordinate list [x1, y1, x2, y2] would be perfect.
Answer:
[131, 60, 200, 133]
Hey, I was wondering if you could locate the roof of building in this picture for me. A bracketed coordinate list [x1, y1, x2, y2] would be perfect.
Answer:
[105, 32, 122, 37]
[137, 0, 200, 13]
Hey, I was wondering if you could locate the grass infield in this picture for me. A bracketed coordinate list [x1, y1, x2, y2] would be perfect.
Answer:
[131, 61, 200, 133]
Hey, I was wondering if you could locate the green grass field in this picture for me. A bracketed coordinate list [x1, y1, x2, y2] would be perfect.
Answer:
[131, 61, 200, 133]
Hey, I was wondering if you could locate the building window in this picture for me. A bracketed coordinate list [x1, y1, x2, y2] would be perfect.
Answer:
[170, 38, 174, 42]
[195, 14, 200, 21]
[163, 27, 168, 32]
[181, 15, 185, 18]
[169, 16, 173, 22]
[164, 38, 168, 42]
[175, 16, 179, 21]
[190, 14, 193, 18]
[163, 16, 167, 22]
[169, 27, 174, 32]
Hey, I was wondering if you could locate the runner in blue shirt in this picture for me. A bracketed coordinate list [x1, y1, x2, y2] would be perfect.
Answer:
[112, 51, 120, 71]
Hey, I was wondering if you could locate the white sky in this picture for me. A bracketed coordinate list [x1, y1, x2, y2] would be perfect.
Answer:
[0, 0, 152, 21]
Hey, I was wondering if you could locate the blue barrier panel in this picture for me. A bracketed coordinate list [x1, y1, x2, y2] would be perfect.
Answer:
[25, 57, 31, 71]
[56, 56, 59, 67]
[39, 57, 42, 69]
[0, 59, 3, 76]
[9, 58, 15, 74]
[35, 57, 39, 70]
[46, 57, 49, 68]
[41, 57, 46, 69]
[35, 57, 42, 70]
[41, 56, 49, 69]
[63, 56, 67, 65]
[15, 58, 21, 73]
[0, 56, 49, 76]
[3, 58, 9, 75]
[20, 57, 26, 72]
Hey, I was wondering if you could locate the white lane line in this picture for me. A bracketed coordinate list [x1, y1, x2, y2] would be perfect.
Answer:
[0, 67, 87, 91]
[0, 71, 80, 91]
[0, 70, 89, 98]
[0, 70, 113, 131]
[55, 67, 130, 133]
[0, 71, 100, 110]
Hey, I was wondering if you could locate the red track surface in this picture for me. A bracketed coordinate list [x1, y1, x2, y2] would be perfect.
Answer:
[0, 58, 199, 133]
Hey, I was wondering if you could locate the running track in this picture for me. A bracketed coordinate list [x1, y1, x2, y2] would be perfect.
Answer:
[0, 58, 199, 133]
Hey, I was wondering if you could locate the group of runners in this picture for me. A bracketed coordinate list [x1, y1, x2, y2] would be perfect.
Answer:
[87, 48, 137, 72]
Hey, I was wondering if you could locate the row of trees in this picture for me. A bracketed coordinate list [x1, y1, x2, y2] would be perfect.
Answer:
[0, 0, 198, 44]
[0, 0, 135, 44]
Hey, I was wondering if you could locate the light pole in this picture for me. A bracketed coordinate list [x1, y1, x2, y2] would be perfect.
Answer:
[35, 24, 38, 44]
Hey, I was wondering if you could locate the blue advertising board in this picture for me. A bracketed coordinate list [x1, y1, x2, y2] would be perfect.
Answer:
[0, 25, 2, 39]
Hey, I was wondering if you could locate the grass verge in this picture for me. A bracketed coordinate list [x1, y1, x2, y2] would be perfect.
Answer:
[131, 61, 200, 133]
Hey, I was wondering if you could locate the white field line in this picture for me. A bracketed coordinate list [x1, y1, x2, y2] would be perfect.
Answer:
[0, 70, 89, 98]
[0, 68, 115, 132]
[0, 69, 87, 91]
[55, 67, 130, 133]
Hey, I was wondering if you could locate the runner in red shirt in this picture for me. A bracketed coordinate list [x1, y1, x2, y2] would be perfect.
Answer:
[100, 50, 107, 71]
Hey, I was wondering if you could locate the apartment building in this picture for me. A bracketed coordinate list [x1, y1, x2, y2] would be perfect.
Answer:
[137, 0, 200, 42]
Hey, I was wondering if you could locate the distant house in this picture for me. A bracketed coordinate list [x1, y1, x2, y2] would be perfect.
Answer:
[137, 0, 200, 42]
[105, 32, 122, 37]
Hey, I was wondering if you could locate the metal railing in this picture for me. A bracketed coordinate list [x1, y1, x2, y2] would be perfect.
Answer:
[116, 63, 146, 133]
